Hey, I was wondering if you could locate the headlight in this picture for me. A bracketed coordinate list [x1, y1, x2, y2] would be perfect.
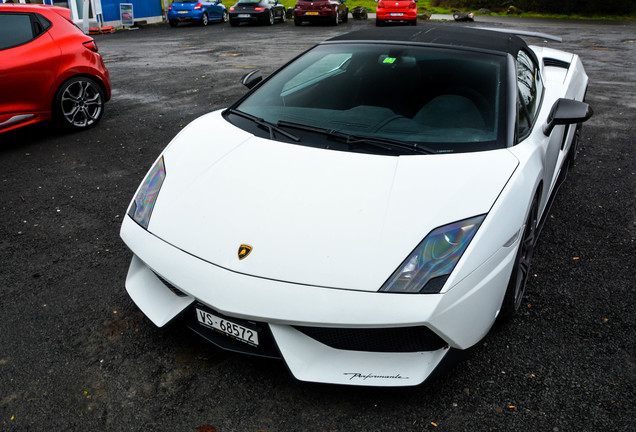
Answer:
[379, 215, 485, 294]
[127, 156, 166, 229]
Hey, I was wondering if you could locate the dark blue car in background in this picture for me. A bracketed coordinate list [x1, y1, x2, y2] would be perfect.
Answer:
[168, 0, 229, 26]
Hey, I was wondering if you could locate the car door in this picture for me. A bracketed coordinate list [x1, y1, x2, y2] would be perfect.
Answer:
[334, 0, 345, 18]
[516, 49, 563, 212]
[208, 0, 223, 20]
[0, 12, 61, 117]
[270, 0, 282, 19]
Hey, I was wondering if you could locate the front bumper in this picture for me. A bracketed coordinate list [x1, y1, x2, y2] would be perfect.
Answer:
[121, 215, 517, 386]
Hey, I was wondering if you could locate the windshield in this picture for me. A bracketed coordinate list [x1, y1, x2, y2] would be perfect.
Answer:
[234, 43, 508, 154]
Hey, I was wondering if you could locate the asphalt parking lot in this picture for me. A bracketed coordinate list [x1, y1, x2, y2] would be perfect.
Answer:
[1, 15, 635, 432]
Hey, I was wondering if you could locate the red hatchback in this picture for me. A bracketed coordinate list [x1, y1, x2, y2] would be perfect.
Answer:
[0, 4, 111, 135]
[375, 0, 417, 26]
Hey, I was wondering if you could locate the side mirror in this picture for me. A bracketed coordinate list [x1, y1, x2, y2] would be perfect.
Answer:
[241, 70, 262, 89]
[543, 98, 593, 136]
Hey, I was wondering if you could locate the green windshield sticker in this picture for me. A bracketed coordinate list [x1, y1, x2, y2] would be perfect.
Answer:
[383, 57, 397, 64]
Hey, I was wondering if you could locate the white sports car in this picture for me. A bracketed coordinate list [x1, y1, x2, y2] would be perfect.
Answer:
[121, 26, 592, 386]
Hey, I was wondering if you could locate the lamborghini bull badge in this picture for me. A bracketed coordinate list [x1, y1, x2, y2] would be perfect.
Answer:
[238, 244, 253, 260]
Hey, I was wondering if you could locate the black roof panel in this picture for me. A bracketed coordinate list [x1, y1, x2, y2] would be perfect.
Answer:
[326, 25, 530, 57]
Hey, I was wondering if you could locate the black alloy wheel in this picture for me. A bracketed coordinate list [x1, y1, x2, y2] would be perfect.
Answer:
[498, 195, 539, 322]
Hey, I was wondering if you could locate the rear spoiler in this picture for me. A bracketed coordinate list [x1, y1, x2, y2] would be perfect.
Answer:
[478, 27, 562, 43]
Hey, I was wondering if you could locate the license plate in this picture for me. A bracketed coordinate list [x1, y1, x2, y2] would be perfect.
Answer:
[238, 13, 251, 17]
[306, 11, 319, 15]
[178, 10, 188, 14]
[196, 308, 259, 346]
[390, 12, 404, 16]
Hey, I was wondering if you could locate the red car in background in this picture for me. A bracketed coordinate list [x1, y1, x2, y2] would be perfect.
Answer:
[0, 4, 111, 135]
[375, 0, 417, 26]
[294, 0, 348, 26]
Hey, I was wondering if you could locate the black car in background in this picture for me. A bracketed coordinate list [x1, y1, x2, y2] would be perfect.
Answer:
[229, 0, 286, 25]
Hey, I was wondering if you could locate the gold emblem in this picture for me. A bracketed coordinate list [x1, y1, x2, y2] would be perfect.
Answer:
[238, 244, 253, 260]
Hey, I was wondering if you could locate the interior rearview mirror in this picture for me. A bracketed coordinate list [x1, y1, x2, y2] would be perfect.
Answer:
[241, 70, 263, 90]
[543, 98, 593, 136]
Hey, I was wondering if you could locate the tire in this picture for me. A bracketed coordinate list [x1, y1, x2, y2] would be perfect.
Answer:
[342, 9, 348, 22]
[294, 17, 302, 26]
[201, 12, 209, 26]
[169, 19, 178, 27]
[267, 9, 274, 25]
[375, 18, 383, 26]
[568, 123, 582, 166]
[53, 76, 105, 131]
[332, 11, 338, 25]
[410, 18, 417, 25]
[498, 195, 539, 322]
[279, 9, 286, 23]
[222, 10, 229, 22]
[230, 18, 239, 26]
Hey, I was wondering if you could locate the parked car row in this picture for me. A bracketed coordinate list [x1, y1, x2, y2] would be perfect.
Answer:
[168, 0, 357, 27]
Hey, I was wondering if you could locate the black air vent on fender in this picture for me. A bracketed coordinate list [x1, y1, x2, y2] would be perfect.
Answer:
[544, 58, 570, 69]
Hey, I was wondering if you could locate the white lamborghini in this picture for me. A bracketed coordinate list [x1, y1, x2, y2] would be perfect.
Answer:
[121, 26, 592, 386]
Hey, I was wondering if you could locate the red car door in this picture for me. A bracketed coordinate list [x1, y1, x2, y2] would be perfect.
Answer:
[0, 12, 61, 118]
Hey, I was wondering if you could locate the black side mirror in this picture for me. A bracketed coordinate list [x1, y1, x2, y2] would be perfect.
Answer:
[543, 98, 593, 136]
[241, 70, 262, 89]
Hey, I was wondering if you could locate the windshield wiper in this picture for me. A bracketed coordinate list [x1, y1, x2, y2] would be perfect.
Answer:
[277, 120, 433, 155]
[225, 108, 300, 142]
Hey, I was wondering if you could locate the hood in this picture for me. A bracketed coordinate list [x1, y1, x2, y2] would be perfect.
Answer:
[148, 110, 518, 292]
